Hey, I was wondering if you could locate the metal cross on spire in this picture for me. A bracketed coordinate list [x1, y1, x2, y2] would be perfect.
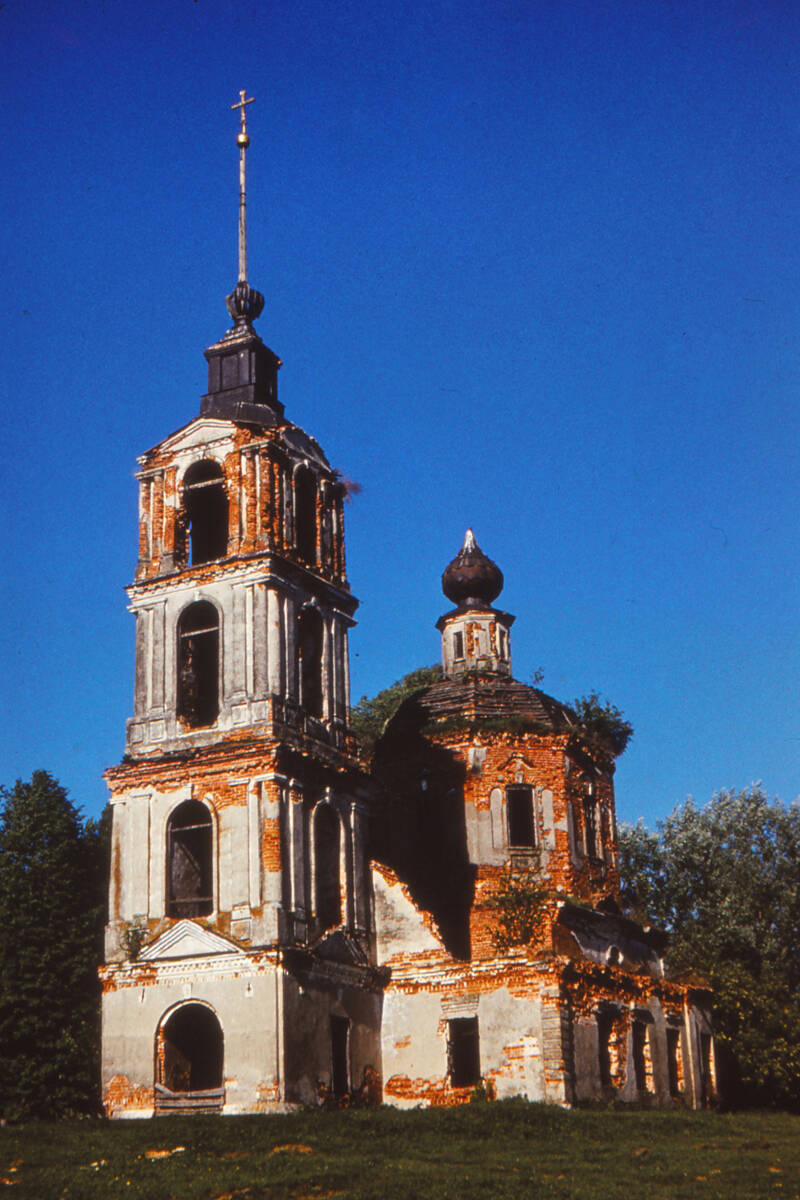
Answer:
[232, 90, 254, 283]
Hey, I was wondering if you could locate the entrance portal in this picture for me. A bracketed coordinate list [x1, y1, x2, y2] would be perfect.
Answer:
[156, 1003, 224, 1114]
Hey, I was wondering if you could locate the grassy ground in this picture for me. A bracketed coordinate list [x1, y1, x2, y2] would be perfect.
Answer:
[0, 1102, 798, 1200]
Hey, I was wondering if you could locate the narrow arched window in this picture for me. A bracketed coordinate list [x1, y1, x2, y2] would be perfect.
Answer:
[182, 460, 228, 565]
[167, 800, 213, 917]
[294, 466, 317, 563]
[297, 607, 323, 718]
[315, 804, 341, 931]
[177, 601, 219, 728]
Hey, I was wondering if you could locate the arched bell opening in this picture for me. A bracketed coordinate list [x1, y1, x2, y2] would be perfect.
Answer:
[182, 460, 229, 565]
[166, 799, 213, 918]
[297, 607, 324, 719]
[294, 465, 317, 563]
[155, 1002, 224, 1113]
[314, 803, 342, 932]
[177, 600, 220, 728]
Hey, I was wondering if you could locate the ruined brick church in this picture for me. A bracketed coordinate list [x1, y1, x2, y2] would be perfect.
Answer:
[100, 97, 713, 1116]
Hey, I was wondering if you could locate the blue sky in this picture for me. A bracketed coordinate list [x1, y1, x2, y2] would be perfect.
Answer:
[1, 0, 799, 825]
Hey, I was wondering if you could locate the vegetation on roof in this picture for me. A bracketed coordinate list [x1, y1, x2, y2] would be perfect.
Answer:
[570, 692, 633, 757]
[350, 665, 443, 757]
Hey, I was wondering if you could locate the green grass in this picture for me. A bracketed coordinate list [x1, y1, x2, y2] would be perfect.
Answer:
[1, 1102, 798, 1199]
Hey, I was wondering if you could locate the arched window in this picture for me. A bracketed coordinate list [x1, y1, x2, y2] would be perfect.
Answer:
[182, 460, 228, 565]
[297, 607, 323, 719]
[294, 465, 317, 563]
[167, 799, 213, 917]
[314, 804, 341, 931]
[158, 1003, 223, 1098]
[177, 601, 219, 728]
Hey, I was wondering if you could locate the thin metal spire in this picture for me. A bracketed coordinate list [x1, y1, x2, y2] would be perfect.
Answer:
[231, 90, 254, 283]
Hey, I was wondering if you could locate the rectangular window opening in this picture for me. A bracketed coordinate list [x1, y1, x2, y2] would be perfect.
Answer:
[453, 630, 464, 659]
[507, 787, 536, 849]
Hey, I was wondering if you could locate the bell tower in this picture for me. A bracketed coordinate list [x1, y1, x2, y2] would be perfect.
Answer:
[101, 94, 382, 1118]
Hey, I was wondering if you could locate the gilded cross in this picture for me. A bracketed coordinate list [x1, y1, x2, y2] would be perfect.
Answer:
[231, 90, 254, 139]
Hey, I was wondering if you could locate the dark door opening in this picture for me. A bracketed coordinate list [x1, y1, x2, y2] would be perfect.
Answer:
[331, 1015, 350, 1098]
[447, 1017, 480, 1087]
[160, 1003, 223, 1093]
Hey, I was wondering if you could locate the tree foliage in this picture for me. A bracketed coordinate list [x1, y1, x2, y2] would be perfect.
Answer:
[0, 772, 110, 1119]
[350, 665, 443, 756]
[570, 692, 633, 757]
[618, 788, 800, 1108]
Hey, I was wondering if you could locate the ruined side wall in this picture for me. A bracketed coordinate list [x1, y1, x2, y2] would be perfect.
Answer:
[564, 960, 714, 1108]
[378, 952, 572, 1108]
[281, 971, 383, 1106]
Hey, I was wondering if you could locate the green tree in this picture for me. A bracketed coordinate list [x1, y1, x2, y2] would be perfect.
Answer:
[618, 788, 800, 1108]
[350, 665, 443, 756]
[571, 692, 633, 757]
[0, 772, 109, 1119]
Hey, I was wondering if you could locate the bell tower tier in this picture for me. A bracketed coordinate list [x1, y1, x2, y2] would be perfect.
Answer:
[126, 415, 355, 757]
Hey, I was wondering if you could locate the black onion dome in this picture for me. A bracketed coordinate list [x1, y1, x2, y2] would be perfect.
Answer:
[442, 529, 503, 608]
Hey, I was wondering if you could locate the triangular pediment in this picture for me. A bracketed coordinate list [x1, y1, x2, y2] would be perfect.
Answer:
[141, 416, 240, 460]
[139, 919, 246, 961]
[312, 928, 369, 966]
[498, 753, 536, 775]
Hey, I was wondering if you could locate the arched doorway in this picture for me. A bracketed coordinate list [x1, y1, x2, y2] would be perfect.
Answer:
[156, 1002, 224, 1113]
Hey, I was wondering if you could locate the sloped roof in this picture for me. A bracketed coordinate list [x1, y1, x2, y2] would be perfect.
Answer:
[386, 674, 575, 739]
